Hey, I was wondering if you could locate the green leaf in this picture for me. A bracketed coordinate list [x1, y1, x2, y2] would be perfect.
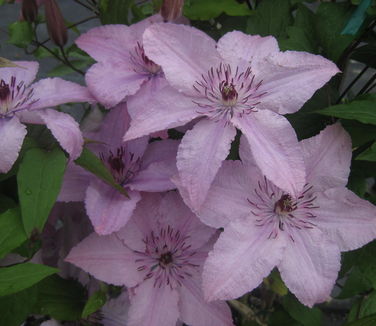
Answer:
[349, 241, 376, 288]
[184, 0, 250, 20]
[75, 147, 129, 198]
[342, 120, 376, 147]
[357, 142, 376, 161]
[314, 2, 354, 62]
[0, 285, 38, 326]
[8, 21, 33, 48]
[345, 313, 376, 326]
[36, 275, 86, 321]
[360, 291, 376, 318]
[267, 270, 288, 296]
[246, 0, 293, 38]
[0, 208, 27, 259]
[99, 0, 131, 24]
[338, 267, 372, 299]
[47, 59, 94, 77]
[0, 263, 57, 296]
[0, 195, 16, 214]
[282, 294, 322, 326]
[82, 290, 107, 318]
[17, 148, 67, 235]
[317, 100, 376, 125]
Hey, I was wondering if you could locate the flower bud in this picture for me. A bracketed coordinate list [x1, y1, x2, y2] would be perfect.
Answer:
[44, 0, 68, 47]
[21, 0, 38, 22]
[160, 0, 184, 22]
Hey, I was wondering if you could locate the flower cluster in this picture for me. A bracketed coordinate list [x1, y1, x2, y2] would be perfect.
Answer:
[3, 13, 376, 326]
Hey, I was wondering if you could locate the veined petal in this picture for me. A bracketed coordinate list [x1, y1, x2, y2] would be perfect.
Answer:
[278, 228, 340, 307]
[65, 232, 142, 286]
[301, 123, 351, 192]
[58, 162, 91, 202]
[75, 24, 134, 62]
[217, 31, 279, 64]
[0, 61, 39, 86]
[198, 160, 258, 228]
[254, 51, 340, 114]
[85, 62, 147, 108]
[203, 219, 287, 301]
[179, 274, 234, 326]
[143, 23, 221, 95]
[239, 134, 257, 167]
[85, 180, 141, 235]
[141, 138, 179, 168]
[127, 280, 180, 326]
[124, 82, 200, 141]
[315, 188, 376, 252]
[39, 109, 83, 160]
[29, 78, 95, 110]
[0, 117, 27, 173]
[177, 119, 236, 211]
[232, 111, 306, 197]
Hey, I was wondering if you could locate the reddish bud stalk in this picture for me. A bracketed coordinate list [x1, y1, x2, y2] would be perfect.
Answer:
[160, 0, 184, 22]
[21, 0, 38, 22]
[44, 0, 68, 47]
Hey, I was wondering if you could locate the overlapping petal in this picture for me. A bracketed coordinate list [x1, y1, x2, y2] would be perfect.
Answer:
[177, 119, 236, 211]
[0, 61, 39, 85]
[232, 110, 306, 197]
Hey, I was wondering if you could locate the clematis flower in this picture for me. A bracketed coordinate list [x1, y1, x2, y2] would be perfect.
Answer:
[197, 123, 376, 307]
[0, 61, 94, 173]
[66, 192, 234, 326]
[75, 15, 165, 108]
[123, 23, 339, 211]
[58, 103, 179, 235]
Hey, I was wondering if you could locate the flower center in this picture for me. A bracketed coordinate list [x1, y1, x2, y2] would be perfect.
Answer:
[134, 226, 199, 289]
[193, 63, 266, 122]
[274, 194, 296, 215]
[0, 77, 38, 118]
[130, 42, 161, 76]
[100, 146, 141, 186]
[247, 178, 319, 240]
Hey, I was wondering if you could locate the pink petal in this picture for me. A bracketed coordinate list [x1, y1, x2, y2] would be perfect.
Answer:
[58, 162, 91, 202]
[301, 123, 351, 192]
[198, 160, 258, 228]
[128, 14, 164, 38]
[128, 139, 179, 192]
[217, 31, 279, 64]
[85, 180, 141, 235]
[75, 25, 134, 62]
[65, 232, 142, 286]
[254, 51, 340, 114]
[239, 135, 257, 167]
[315, 187, 376, 252]
[124, 82, 200, 141]
[0, 61, 39, 86]
[232, 111, 306, 197]
[278, 228, 340, 307]
[158, 192, 217, 250]
[29, 78, 95, 110]
[177, 119, 236, 211]
[143, 23, 221, 95]
[85, 62, 147, 108]
[127, 280, 180, 326]
[0, 117, 26, 173]
[38, 109, 83, 159]
[179, 275, 234, 326]
[203, 219, 287, 301]
[101, 291, 130, 326]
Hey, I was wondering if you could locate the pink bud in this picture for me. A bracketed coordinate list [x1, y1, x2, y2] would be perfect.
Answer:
[21, 0, 38, 22]
[44, 0, 67, 46]
[160, 0, 184, 22]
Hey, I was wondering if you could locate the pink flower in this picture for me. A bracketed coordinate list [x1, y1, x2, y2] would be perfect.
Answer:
[75, 15, 166, 108]
[0, 61, 94, 173]
[197, 123, 376, 307]
[123, 24, 339, 211]
[58, 104, 179, 235]
[66, 192, 234, 326]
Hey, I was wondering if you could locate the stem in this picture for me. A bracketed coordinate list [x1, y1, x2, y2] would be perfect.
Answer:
[337, 65, 369, 103]
[73, 0, 99, 14]
[356, 72, 376, 96]
[59, 45, 85, 75]
[365, 82, 376, 93]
